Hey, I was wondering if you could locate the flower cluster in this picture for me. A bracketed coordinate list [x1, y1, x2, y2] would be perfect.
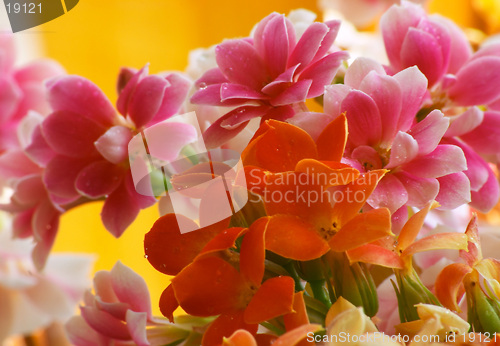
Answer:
[3, 1, 500, 345]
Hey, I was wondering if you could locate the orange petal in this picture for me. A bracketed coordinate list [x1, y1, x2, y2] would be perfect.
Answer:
[172, 256, 248, 317]
[240, 218, 267, 287]
[265, 215, 330, 261]
[397, 201, 436, 252]
[199, 227, 246, 256]
[316, 113, 348, 162]
[159, 285, 178, 322]
[295, 159, 359, 187]
[223, 330, 258, 346]
[461, 214, 482, 267]
[203, 311, 258, 346]
[284, 291, 310, 331]
[346, 244, 404, 269]
[244, 276, 295, 324]
[402, 233, 468, 259]
[332, 170, 387, 226]
[144, 214, 228, 275]
[329, 208, 392, 252]
[435, 263, 471, 312]
[272, 324, 323, 346]
[242, 120, 318, 172]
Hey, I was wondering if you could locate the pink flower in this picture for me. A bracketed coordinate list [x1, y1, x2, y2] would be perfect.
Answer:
[324, 58, 469, 229]
[0, 34, 65, 153]
[65, 261, 155, 346]
[1, 66, 193, 268]
[191, 12, 348, 148]
[381, 1, 500, 212]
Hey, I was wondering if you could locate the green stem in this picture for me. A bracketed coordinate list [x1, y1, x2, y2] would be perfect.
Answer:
[284, 262, 304, 291]
[309, 280, 331, 308]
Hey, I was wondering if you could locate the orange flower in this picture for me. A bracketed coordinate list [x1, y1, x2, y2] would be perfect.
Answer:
[163, 219, 296, 345]
[242, 117, 392, 261]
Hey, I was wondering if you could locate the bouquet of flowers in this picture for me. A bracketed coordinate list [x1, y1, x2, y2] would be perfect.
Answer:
[2, 0, 500, 345]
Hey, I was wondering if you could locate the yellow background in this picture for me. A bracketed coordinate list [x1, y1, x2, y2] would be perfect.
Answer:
[31, 0, 495, 315]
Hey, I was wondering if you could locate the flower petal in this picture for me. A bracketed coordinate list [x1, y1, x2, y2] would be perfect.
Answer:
[264, 215, 329, 261]
[127, 75, 169, 128]
[111, 261, 152, 317]
[215, 40, 268, 90]
[101, 181, 140, 238]
[95, 126, 133, 164]
[203, 311, 258, 346]
[240, 218, 266, 287]
[48, 76, 116, 127]
[80, 306, 130, 340]
[125, 311, 150, 346]
[75, 160, 124, 198]
[367, 174, 408, 213]
[259, 14, 291, 78]
[410, 109, 449, 156]
[436, 172, 471, 210]
[385, 131, 419, 169]
[460, 111, 500, 155]
[435, 263, 471, 312]
[244, 276, 295, 324]
[329, 208, 392, 252]
[341, 90, 382, 147]
[347, 244, 404, 269]
[316, 113, 348, 162]
[401, 144, 466, 178]
[394, 171, 439, 208]
[447, 57, 500, 106]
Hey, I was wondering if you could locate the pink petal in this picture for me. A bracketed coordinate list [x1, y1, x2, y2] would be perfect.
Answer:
[312, 20, 341, 62]
[215, 40, 269, 90]
[409, 109, 449, 155]
[12, 174, 46, 207]
[432, 15, 472, 74]
[460, 111, 500, 155]
[359, 72, 402, 144]
[400, 27, 444, 86]
[344, 57, 386, 89]
[94, 271, 119, 303]
[260, 14, 291, 78]
[117, 67, 138, 94]
[151, 73, 191, 124]
[323, 84, 351, 118]
[447, 57, 500, 106]
[451, 139, 488, 191]
[367, 174, 408, 213]
[75, 160, 124, 198]
[0, 77, 22, 122]
[195, 68, 228, 88]
[220, 105, 272, 129]
[402, 144, 467, 178]
[470, 162, 500, 213]
[436, 172, 471, 209]
[95, 126, 133, 164]
[81, 306, 131, 340]
[101, 182, 140, 238]
[116, 65, 148, 117]
[32, 201, 60, 270]
[14, 60, 65, 86]
[445, 107, 483, 137]
[220, 83, 266, 101]
[261, 105, 295, 123]
[0, 149, 40, 179]
[261, 64, 300, 96]
[385, 132, 419, 169]
[299, 51, 349, 97]
[288, 22, 328, 71]
[65, 316, 106, 346]
[24, 125, 56, 166]
[43, 156, 91, 200]
[126, 311, 150, 346]
[111, 261, 152, 318]
[380, 2, 426, 69]
[0, 34, 15, 73]
[127, 75, 169, 128]
[42, 110, 106, 158]
[341, 90, 382, 147]
[393, 66, 428, 133]
[395, 171, 439, 208]
[191, 84, 225, 105]
[270, 79, 312, 106]
[48, 76, 116, 127]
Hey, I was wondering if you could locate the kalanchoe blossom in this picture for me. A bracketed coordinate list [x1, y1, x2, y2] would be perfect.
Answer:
[381, 0, 500, 212]
[191, 12, 348, 148]
[0, 34, 65, 153]
[1, 66, 192, 269]
[66, 261, 196, 346]
[0, 212, 93, 343]
[323, 57, 470, 228]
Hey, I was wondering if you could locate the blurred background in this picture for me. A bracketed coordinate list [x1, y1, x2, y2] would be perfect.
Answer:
[1, 0, 499, 319]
